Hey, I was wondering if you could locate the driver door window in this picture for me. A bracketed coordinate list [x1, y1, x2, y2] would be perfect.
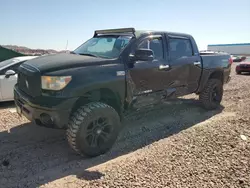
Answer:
[138, 37, 164, 60]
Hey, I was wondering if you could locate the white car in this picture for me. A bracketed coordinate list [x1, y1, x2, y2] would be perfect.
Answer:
[0, 56, 38, 102]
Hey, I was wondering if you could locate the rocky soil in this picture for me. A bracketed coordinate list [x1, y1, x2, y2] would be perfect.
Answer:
[0, 63, 249, 188]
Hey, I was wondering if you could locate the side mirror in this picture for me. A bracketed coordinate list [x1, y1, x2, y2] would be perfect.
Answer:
[5, 70, 16, 78]
[130, 48, 154, 62]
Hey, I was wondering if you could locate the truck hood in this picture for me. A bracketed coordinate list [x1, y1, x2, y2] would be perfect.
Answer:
[22, 53, 117, 73]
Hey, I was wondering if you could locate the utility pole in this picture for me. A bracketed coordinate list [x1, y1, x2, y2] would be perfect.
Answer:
[65, 40, 68, 52]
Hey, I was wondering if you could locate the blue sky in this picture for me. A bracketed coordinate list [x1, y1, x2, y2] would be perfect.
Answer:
[1, 0, 250, 51]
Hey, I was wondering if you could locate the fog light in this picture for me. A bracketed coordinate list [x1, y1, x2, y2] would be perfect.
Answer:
[40, 113, 53, 126]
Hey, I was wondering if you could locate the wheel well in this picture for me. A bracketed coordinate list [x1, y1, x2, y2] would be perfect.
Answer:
[209, 71, 224, 83]
[70, 88, 122, 117]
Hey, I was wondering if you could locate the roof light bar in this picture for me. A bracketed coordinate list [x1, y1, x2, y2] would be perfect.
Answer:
[94, 28, 135, 37]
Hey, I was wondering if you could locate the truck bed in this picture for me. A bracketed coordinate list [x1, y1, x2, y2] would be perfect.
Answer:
[200, 53, 231, 70]
[197, 53, 231, 92]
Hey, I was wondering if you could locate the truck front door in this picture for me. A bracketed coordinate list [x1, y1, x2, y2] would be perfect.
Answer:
[127, 34, 172, 107]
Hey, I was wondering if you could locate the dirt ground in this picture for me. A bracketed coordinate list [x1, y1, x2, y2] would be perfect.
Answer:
[0, 63, 249, 188]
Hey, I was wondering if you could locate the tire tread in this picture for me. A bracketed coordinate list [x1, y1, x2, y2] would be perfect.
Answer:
[199, 78, 223, 110]
[66, 102, 118, 156]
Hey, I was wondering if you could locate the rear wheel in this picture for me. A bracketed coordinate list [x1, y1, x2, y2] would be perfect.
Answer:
[236, 71, 241, 75]
[67, 102, 121, 157]
[199, 79, 223, 110]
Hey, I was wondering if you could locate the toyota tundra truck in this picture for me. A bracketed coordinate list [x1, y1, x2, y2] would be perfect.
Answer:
[13, 28, 232, 157]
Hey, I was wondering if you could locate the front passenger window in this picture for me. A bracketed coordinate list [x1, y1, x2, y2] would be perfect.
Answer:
[138, 37, 164, 60]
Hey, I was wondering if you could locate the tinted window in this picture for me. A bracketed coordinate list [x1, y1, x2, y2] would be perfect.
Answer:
[169, 38, 193, 60]
[138, 37, 164, 60]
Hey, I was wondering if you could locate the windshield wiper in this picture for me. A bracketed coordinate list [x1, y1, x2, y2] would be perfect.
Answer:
[77, 53, 98, 57]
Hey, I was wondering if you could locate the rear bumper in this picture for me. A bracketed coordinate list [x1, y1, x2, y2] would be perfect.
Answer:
[14, 86, 78, 129]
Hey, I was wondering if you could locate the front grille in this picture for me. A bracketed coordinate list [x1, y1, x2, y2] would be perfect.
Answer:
[17, 64, 41, 97]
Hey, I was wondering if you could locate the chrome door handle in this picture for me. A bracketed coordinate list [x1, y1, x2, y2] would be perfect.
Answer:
[159, 64, 170, 70]
[194, 61, 201, 66]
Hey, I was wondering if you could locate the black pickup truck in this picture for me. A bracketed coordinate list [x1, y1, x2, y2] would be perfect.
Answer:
[13, 28, 232, 157]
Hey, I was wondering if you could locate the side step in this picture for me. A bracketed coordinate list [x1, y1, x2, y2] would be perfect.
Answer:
[162, 88, 176, 99]
[129, 88, 177, 109]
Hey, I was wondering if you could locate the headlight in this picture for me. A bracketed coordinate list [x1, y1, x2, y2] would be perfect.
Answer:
[41, 76, 72, 90]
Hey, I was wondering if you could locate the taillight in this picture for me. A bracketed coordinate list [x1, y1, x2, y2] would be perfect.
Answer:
[229, 58, 233, 65]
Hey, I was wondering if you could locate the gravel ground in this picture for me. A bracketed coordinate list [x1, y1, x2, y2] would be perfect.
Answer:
[0, 63, 249, 188]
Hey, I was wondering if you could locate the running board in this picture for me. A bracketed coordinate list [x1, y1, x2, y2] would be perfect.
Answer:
[162, 88, 177, 99]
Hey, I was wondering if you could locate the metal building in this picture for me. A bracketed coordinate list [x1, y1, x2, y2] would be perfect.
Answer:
[207, 43, 250, 55]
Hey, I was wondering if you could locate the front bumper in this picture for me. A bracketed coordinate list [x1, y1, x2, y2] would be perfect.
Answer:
[14, 86, 78, 129]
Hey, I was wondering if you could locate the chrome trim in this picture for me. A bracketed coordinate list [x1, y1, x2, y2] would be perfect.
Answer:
[159, 65, 170, 69]
[194, 62, 201, 65]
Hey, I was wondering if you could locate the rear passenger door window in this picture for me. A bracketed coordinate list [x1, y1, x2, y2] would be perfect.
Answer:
[169, 38, 193, 61]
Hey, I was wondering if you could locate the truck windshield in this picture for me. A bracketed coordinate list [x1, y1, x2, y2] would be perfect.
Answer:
[73, 35, 132, 59]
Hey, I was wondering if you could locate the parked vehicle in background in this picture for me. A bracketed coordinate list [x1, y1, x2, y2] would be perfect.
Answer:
[231, 55, 246, 62]
[241, 56, 246, 61]
[231, 55, 240, 62]
[0, 56, 38, 102]
[236, 56, 250, 74]
[14, 28, 232, 157]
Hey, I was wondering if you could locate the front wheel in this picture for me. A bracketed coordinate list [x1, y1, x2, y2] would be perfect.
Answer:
[67, 102, 121, 157]
[199, 79, 223, 110]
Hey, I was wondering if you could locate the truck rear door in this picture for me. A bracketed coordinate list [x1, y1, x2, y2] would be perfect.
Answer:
[166, 35, 202, 94]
